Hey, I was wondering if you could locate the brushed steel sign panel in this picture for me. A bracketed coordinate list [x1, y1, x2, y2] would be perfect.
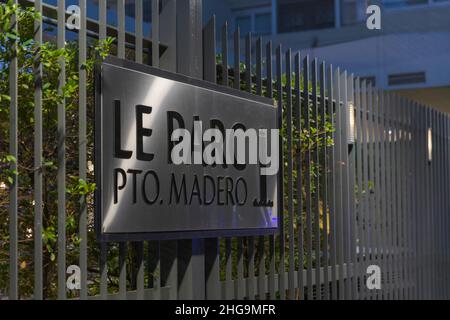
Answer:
[95, 57, 279, 240]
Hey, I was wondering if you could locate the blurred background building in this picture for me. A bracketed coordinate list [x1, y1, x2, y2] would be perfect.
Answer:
[203, 0, 450, 113]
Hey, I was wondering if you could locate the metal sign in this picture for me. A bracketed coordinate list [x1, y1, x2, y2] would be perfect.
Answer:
[95, 57, 279, 240]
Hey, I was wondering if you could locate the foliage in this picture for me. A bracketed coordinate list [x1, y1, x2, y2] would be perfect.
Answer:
[0, 0, 113, 298]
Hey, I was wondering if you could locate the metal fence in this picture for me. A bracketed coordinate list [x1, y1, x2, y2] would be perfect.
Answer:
[3, 0, 450, 300]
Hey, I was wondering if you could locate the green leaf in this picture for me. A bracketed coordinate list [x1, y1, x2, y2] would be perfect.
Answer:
[6, 32, 18, 40]
[6, 155, 17, 163]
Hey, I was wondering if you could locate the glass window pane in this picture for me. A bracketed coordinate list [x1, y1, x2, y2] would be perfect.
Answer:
[278, 0, 335, 33]
[255, 13, 272, 35]
[236, 15, 252, 35]
[381, 0, 428, 8]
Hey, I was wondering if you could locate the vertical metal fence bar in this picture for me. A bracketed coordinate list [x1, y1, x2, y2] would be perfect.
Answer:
[430, 106, 434, 299]
[438, 110, 443, 299]
[416, 102, 422, 300]
[150, 0, 162, 301]
[152, 0, 159, 67]
[389, 93, 397, 299]
[446, 113, 449, 300]
[428, 107, 434, 299]
[221, 22, 228, 86]
[276, 44, 285, 300]
[347, 74, 357, 300]
[148, 241, 161, 299]
[256, 37, 266, 300]
[429, 108, 434, 299]
[118, 0, 125, 59]
[176, 0, 205, 300]
[411, 103, 423, 300]
[366, 85, 376, 300]
[135, 0, 144, 300]
[234, 27, 244, 300]
[225, 238, 232, 299]
[387, 92, 395, 299]
[257, 236, 265, 300]
[303, 55, 313, 300]
[399, 96, 405, 299]
[245, 33, 255, 300]
[423, 103, 428, 299]
[417, 103, 425, 299]
[98, 0, 108, 300]
[408, 100, 415, 299]
[339, 71, 351, 300]
[432, 109, 438, 299]
[203, 16, 220, 301]
[432, 108, 437, 299]
[403, 98, 412, 299]
[294, 52, 304, 300]
[354, 79, 364, 300]
[245, 33, 252, 94]
[445, 114, 448, 299]
[445, 114, 450, 299]
[431, 108, 436, 299]
[412, 102, 420, 299]
[320, 62, 329, 300]
[327, 65, 337, 300]
[34, 0, 43, 301]
[136, 0, 143, 63]
[78, 0, 88, 300]
[400, 97, 408, 299]
[236, 238, 244, 299]
[8, 0, 19, 300]
[136, 242, 144, 300]
[379, 90, 388, 300]
[311, 59, 321, 300]
[360, 81, 370, 300]
[119, 244, 127, 299]
[395, 94, 403, 299]
[286, 49, 295, 300]
[406, 99, 413, 298]
[402, 98, 411, 300]
[441, 112, 444, 299]
[233, 27, 240, 91]
[372, 87, 381, 300]
[420, 104, 425, 299]
[117, 0, 127, 300]
[333, 68, 344, 300]
[439, 111, 444, 299]
[256, 38, 262, 96]
[387, 93, 397, 300]
[57, 0, 66, 300]
[444, 114, 449, 299]
[441, 112, 446, 299]
[266, 41, 276, 300]
[435, 110, 442, 299]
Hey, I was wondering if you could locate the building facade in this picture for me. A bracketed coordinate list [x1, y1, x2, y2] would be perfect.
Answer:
[203, 0, 450, 113]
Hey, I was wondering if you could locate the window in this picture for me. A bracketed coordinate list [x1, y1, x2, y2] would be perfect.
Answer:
[360, 76, 376, 87]
[235, 15, 252, 35]
[234, 11, 272, 36]
[381, 0, 428, 8]
[388, 72, 426, 86]
[341, 0, 368, 25]
[278, 0, 335, 33]
[255, 13, 272, 35]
